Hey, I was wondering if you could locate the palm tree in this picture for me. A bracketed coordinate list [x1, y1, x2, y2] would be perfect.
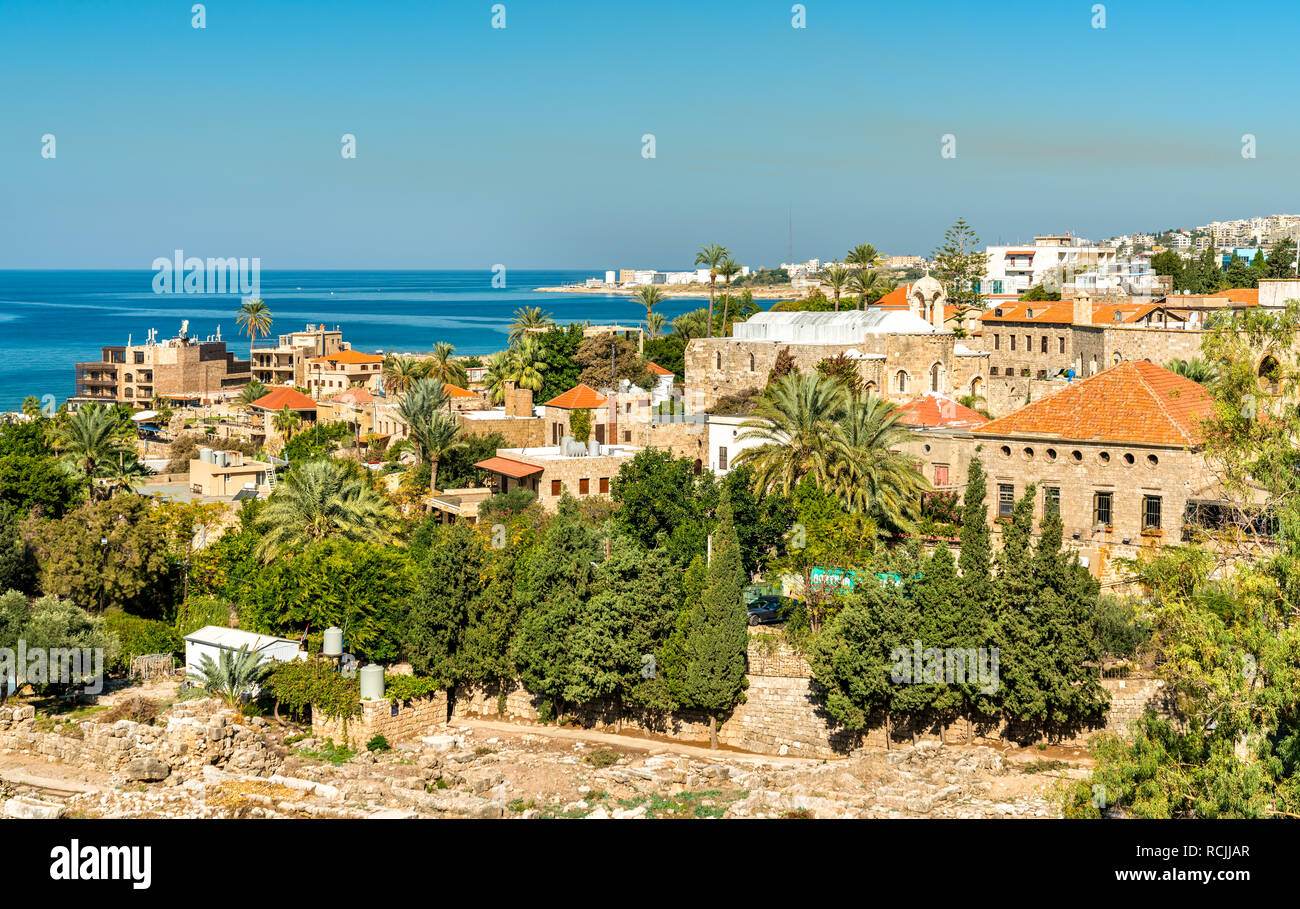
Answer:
[20, 396, 42, 417]
[272, 405, 302, 441]
[101, 452, 152, 498]
[845, 244, 881, 310]
[508, 306, 555, 344]
[694, 243, 730, 338]
[428, 342, 469, 388]
[254, 459, 395, 560]
[396, 377, 448, 462]
[671, 310, 709, 343]
[733, 373, 847, 494]
[509, 336, 548, 393]
[236, 381, 269, 409]
[717, 258, 742, 334]
[849, 269, 883, 310]
[53, 403, 132, 493]
[235, 299, 274, 364]
[822, 266, 851, 312]
[645, 311, 668, 339]
[483, 351, 515, 405]
[421, 412, 466, 496]
[827, 396, 928, 531]
[192, 645, 270, 716]
[382, 355, 430, 397]
[635, 286, 666, 326]
[1166, 357, 1217, 386]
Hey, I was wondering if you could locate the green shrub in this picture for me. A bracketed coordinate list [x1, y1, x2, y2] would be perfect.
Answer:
[263, 659, 361, 721]
[366, 734, 390, 752]
[175, 596, 233, 637]
[103, 612, 180, 672]
[383, 674, 441, 702]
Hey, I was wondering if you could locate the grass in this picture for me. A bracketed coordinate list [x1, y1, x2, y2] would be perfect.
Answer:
[294, 738, 355, 765]
[583, 747, 621, 769]
[1019, 758, 1072, 775]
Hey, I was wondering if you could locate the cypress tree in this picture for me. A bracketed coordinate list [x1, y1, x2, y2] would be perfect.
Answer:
[680, 494, 749, 747]
[404, 522, 486, 683]
[512, 496, 600, 718]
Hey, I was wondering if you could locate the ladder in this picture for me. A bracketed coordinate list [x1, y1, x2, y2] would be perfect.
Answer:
[266, 463, 277, 491]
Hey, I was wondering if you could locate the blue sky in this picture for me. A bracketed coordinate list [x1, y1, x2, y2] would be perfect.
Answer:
[1, 0, 1297, 269]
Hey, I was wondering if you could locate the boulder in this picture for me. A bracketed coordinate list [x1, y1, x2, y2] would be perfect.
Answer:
[122, 757, 170, 782]
[3, 797, 65, 819]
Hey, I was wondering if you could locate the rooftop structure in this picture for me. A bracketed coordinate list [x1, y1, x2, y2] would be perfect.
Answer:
[71, 322, 250, 408]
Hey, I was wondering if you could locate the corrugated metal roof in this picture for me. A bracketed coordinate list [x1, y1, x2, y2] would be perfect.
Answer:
[183, 626, 298, 651]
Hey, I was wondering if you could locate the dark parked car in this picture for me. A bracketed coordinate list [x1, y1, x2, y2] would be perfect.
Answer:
[747, 595, 801, 626]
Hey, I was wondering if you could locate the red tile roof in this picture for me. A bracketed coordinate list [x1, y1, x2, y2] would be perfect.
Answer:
[872, 284, 965, 320]
[1212, 288, 1259, 305]
[251, 387, 318, 411]
[331, 387, 376, 405]
[543, 383, 607, 409]
[973, 360, 1214, 446]
[473, 456, 543, 479]
[444, 383, 478, 398]
[645, 361, 674, 377]
[897, 394, 989, 430]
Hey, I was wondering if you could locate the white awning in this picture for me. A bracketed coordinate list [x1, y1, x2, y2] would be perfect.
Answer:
[131, 410, 159, 422]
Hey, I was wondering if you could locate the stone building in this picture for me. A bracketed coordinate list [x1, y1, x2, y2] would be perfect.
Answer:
[684, 276, 988, 411]
[471, 444, 638, 512]
[251, 324, 346, 387]
[895, 393, 990, 493]
[968, 360, 1220, 585]
[306, 349, 385, 398]
[71, 323, 250, 408]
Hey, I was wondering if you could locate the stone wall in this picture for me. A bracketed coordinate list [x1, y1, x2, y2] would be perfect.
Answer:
[444, 635, 1174, 760]
[457, 414, 545, 448]
[312, 691, 449, 745]
[0, 702, 281, 779]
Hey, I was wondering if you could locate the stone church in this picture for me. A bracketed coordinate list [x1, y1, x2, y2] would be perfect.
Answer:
[684, 275, 988, 411]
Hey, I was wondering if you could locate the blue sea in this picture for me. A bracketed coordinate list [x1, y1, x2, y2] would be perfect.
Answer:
[0, 270, 703, 412]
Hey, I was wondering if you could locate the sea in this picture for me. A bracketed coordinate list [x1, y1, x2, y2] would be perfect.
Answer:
[0, 270, 704, 412]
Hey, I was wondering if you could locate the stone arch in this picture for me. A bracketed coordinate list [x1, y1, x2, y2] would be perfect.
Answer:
[895, 369, 909, 394]
[929, 361, 945, 393]
[969, 375, 984, 399]
[864, 381, 878, 397]
[1259, 355, 1282, 394]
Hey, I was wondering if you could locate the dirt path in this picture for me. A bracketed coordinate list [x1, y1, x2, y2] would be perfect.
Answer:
[456, 717, 827, 766]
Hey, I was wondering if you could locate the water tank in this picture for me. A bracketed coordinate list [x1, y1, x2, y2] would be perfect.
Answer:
[587, 438, 599, 457]
[321, 626, 343, 657]
[359, 664, 384, 700]
[199, 447, 213, 464]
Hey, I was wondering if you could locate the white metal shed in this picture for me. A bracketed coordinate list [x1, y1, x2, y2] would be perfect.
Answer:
[183, 626, 303, 680]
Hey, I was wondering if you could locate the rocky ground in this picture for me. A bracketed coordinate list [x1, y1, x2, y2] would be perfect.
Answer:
[1, 684, 1089, 820]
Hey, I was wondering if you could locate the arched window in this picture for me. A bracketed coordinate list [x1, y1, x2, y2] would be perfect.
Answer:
[1259, 356, 1281, 395]
[1089, 357, 1097, 375]
[1112, 352, 1122, 366]
[716, 352, 722, 370]
[895, 370, 909, 393]
[929, 362, 943, 393]
[749, 353, 755, 372]
[864, 381, 877, 396]
[969, 376, 983, 398]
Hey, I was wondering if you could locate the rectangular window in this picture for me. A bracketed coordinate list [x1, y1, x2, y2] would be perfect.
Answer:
[1010, 335, 1016, 351]
[934, 464, 949, 486]
[551, 479, 562, 496]
[718, 446, 728, 470]
[579, 478, 590, 495]
[1040, 336, 1048, 353]
[998, 484, 1015, 519]
[1093, 491, 1113, 529]
[994, 334, 1000, 350]
[1142, 495, 1162, 531]
[599, 477, 609, 494]
[1044, 486, 1060, 517]
[1058, 337, 1066, 354]
[1025, 335, 1032, 351]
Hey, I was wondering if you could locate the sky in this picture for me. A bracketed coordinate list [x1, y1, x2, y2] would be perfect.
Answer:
[2, 0, 1298, 270]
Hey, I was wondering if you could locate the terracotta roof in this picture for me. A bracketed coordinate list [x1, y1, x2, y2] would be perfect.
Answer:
[1212, 288, 1259, 305]
[973, 360, 1214, 447]
[543, 383, 608, 409]
[897, 394, 989, 430]
[473, 456, 543, 479]
[444, 384, 478, 398]
[310, 349, 384, 365]
[645, 361, 674, 377]
[331, 387, 376, 405]
[250, 387, 318, 411]
[872, 284, 965, 320]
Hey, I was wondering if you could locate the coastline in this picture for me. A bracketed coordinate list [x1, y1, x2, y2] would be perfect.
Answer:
[534, 283, 799, 300]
